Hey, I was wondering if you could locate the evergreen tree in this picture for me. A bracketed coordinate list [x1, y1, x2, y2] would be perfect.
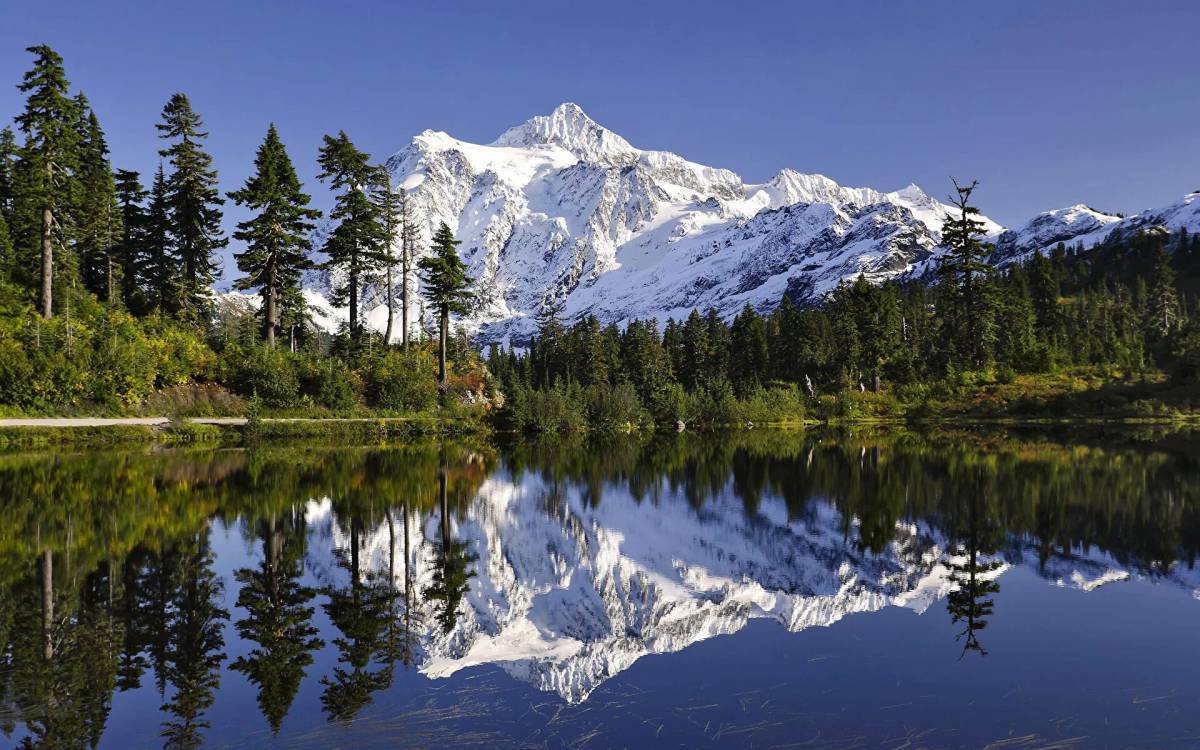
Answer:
[228, 124, 320, 347]
[370, 168, 404, 346]
[144, 163, 178, 315]
[938, 179, 995, 369]
[729, 304, 770, 397]
[399, 191, 421, 349]
[114, 169, 148, 311]
[231, 513, 323, 734]
[535, 294, 567, 385]
[0, 126, 16, 220]
[0, 127, 16, 268]
[13, 45, 81, 318]
[418, 222, 473, 386]
[157, 93, 225, 323]
[1148, 239, 1179, 337]
[74, 100, 122, 304]
[316, 131, 385, 344]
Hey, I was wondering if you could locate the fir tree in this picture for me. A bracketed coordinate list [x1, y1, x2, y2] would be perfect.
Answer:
[144, 163, 178, 314]
[418, 222, 473, 385]
[228, 125, 320, 347]
[0, 127, 14, 273]
[231, 513, 323, 734]
[316, 131, 385, 345]
[729, 304, 769, 397]
[938, 179, 995, 369]
[370, 168, 403, 346]
[13, 45, 81, 318]
[399, 190, 421, 349]
[157, 93, 225, 323]
[1148, 239, 1179, 337]
[74, 100, 122, 304]
[114, 169, 148, 311]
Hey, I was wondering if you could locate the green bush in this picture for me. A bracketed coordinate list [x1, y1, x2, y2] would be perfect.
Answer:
[299, 356, 362, 411]
[225, 346, 300, 408]
[585, 381, 644, 431]
[366, 348, 439, 412]
[734, 384, 806, 424]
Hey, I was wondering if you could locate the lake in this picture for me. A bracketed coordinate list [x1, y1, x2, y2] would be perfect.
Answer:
[2, 427, 1199, 748]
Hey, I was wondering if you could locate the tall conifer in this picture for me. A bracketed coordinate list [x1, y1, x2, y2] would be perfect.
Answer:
[157, 93, 225, 322]
[418, 222, 473, 385]
[316, 131, 385, 345]
[14, 45, 80, 318]
[229, 125, 320, 347]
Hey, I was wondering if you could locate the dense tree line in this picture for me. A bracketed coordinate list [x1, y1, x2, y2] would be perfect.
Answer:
[1, 45, 1196, 421]
[492, 183, 1200, 430]
[0, 46, 477, 414]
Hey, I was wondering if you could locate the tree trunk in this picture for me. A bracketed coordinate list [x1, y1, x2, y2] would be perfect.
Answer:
[401, 246, 409, 350]
[42, 549, 54, 660]
[384, 265, 394, 346]
[265, 269, 277, 348]
[438, 306, 449, 385]
[348, 266, 359, 342]
[41, 207, 54, 319]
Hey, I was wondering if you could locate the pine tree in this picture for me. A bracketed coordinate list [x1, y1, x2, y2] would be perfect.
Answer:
[729, 304, 769, 397]
[1148, 239, 1179, 337]
[418, 222, 473, 385]
[228, 125, 320, 347]
[399, 192, 421, 349]
[0, 128, 15, 274]
[157, 93, 225, 323]
[316, 131, 385, 344]
[680, 309, 710, 390]
[0, 126, 16, 225]
[370, 168, 403, 346]
[114, 169, 148, 311]
[13, 45, 81, 318]
[938, 179, 995, 369]
[74, 100, 122, 304]
[535, 294, 567, 385]
[144, 163, 178, 315]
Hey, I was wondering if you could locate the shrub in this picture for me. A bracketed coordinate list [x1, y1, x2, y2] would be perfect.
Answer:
[585, 381, 644, 431]
[299, 356, 362, 411]
[365, 348, 438, 412]
[225, 346, 300, 408]
[734, 384, 806, 424]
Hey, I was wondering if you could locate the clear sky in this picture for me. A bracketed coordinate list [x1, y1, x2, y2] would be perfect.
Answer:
[2, 0, 1198, 278]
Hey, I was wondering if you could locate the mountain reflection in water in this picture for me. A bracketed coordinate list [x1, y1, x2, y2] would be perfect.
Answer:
[1, 428, 1199, 748]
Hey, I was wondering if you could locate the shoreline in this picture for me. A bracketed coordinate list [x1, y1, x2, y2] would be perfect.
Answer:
[1, 412, 1196, 451]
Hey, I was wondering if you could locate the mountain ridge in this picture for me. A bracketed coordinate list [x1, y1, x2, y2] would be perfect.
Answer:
[296, 103, 1199, 343]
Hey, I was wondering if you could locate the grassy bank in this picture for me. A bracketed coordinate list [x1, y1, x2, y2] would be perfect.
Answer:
[0, 415, 488, 450]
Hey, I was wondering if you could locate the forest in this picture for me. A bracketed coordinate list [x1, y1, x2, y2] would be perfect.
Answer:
[1, 45, 1198, 429]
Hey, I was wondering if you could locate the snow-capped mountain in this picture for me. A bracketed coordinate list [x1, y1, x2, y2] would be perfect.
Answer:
[303, 102, 1199, 343]
[303, 465, 1199, 704]
[990, 191, 1200, 266]
[308, 103, 1002, 343]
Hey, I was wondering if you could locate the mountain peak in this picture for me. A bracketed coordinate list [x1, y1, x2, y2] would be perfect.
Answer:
[492, 102, 637, 164]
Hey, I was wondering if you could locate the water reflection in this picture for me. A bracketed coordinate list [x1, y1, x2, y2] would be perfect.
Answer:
[0, 428, 1198, 747]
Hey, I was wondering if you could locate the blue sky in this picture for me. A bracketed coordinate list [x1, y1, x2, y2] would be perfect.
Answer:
[2, 1, 1198, 268]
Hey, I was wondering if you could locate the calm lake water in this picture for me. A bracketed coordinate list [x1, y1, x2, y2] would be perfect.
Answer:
[2, 428, 1199, 749]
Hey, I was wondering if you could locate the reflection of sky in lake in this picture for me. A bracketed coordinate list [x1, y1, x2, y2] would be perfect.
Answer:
[3, 432, 1199, 748]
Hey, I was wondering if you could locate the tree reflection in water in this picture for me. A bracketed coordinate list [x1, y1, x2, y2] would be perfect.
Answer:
[0, 428, 1198, 747]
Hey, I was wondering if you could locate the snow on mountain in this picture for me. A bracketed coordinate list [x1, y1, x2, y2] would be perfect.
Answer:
[300, 102, 1196, 344]
[301, 466, 1200, 704]
[991, 191, 1200, 266]
[305, 103, 1003, 344]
